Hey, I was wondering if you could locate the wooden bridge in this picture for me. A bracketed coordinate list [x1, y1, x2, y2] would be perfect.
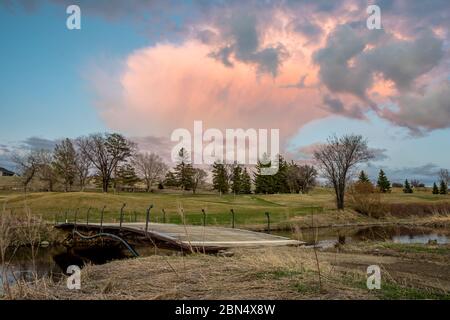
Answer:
[56, 222, 304, 251]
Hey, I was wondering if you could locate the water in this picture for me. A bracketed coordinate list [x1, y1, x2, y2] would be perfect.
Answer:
[273, 225, 450, 248]
[0, 244, 178, 294]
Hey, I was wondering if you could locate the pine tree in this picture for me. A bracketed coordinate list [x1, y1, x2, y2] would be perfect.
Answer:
[115, 163, 139, 189]
[164, 171, 178, 187]
[358, 170, 370, 183]
[212, 161, 229, 194]
[173, 148, 194, 191]
[240, 168, 252, 194]
[377, 169, 391, 193]
[231, 164, 242, 194]
[403, 179, 413, 193]
[273, 154, 290, 193]
[432, 182, 439, 194]
[254, 155, 275, 194]
[440, 180, 448, 195]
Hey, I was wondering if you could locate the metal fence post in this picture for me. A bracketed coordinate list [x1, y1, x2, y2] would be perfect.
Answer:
[74, 209, 79, 230]
[86, 207, 91, 226]
[162, 209, 166, 223]
[265, 212, 271, 233]
[54, 213, 58, 226]
[100, 205, 106, 233]
[64, 211, 68, 223]
[119, 203, 126, 230]
[145, 204, 153, 233]
[202, 208, 206, 227]
[230, 209, 235, 229]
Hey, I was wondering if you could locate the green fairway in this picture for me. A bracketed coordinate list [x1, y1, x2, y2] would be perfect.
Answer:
[1, 187, 448, 228]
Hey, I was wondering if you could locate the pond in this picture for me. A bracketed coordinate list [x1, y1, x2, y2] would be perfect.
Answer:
[0, 244, 179, 295]
[273, 225, 450, 248]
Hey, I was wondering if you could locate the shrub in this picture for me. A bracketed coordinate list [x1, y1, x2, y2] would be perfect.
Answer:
[347, 181, 387, 218]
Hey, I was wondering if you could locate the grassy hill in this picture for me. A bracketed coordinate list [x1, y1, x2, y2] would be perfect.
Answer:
[1, 187, 448, 228]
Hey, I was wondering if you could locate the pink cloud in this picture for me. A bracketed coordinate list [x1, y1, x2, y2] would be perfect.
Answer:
[92, 40, 330, 146]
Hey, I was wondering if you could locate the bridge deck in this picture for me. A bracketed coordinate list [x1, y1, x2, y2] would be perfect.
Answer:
[59, 222, 303, 249]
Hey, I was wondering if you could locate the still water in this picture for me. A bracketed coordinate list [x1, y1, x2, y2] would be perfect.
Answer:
[273, 225, 450, 248]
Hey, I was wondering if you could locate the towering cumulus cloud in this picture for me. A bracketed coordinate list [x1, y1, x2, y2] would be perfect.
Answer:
[74, 0, 450, 141]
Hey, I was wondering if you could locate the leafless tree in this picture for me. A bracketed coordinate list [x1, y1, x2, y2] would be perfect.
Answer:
[313, 134, 374, 210]
[286, 163, 317, 194]
[77, 133, 135, 192]
[439, 169, 449, 185]
[35, 150, 58, 192]
[53, 138, 77, 192]
[12, 151, 40, 192]
[192, 168, 207, 194]
[132, 152, 168, 192]
[74, 138, 91, 191]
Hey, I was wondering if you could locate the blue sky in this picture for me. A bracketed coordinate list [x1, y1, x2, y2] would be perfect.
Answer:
[0, 0, 449, 185]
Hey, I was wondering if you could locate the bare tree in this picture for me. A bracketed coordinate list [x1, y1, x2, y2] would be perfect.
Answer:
[12, 151, 40, 192]
[313, 134, 374, 210]
[286, 163, 317, 194]
[74, 145, 91, 191]
[35, 150, 58, 192]
[53, 138, 77, 192]
[132, 152, 168, 192]
[439, 169, 449, 185]
[192, 168, 207, 194]
[77, 133, 135, 193]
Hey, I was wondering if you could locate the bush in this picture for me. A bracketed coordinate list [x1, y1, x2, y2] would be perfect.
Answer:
[347, 181, 387, 218]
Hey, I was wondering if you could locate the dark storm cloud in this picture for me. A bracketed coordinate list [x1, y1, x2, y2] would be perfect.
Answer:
[21, 137, 57, 151]
[321, 94, 365, 119]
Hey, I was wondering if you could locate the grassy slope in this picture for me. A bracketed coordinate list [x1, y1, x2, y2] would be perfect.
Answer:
[1, 187, 449, 227]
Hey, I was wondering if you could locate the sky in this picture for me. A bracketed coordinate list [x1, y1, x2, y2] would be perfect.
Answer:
[0, 0, 449, 185]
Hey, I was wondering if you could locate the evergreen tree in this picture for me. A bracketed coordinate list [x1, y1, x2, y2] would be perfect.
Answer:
[164, 171, 178, 187]
[231, 164, 242, 194]
[212, 161, 229, 194]
[240, 168, 252, 194]
[358, 170, 370, 183]
[403, 179, 413, 193]
[254, 155, 275, 194]
[273, 154, 290, 193]
[377, 169, 391, 193]
[173, 148, 194, 191]
[432, 182, 439, 194]
[115, 163, 139, 189]
[440, 180, 448, 195]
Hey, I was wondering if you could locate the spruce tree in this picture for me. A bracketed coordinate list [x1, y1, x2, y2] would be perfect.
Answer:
[432, 182, 439, 194]
[377, 169, 391, 193]
[240, 168, 252, 194]
[403, 179, 413, 193]
[254, 156, 274, 194]
[164, 171, 178, 187]
[115, 163, 139, 188]
[440, 180, 448, 195]
[212, 161, 229, 194]
[173, 148, 194, 191]
[273, 154, 290, 193]
[231, 164, 242, 194]
[358, 170, 370, 183]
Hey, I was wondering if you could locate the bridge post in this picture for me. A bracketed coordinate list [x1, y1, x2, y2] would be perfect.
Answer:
[202, 208, 206, 227]
[230, 209, 235, 229]
[54, 212, 58, 226]
[74, 208, 79, 231]
[145, 204, 153, 233]
[162, 209, 166, 223]
[119, 203, 127, 230]
[265, 212, 271, 233]
[86, 207, 91, 226]
[100, 205, 106, 232]
[64, 211, 68, 223]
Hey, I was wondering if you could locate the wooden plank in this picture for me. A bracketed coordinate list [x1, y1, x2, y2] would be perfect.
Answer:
[59, 222, 304, 248]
